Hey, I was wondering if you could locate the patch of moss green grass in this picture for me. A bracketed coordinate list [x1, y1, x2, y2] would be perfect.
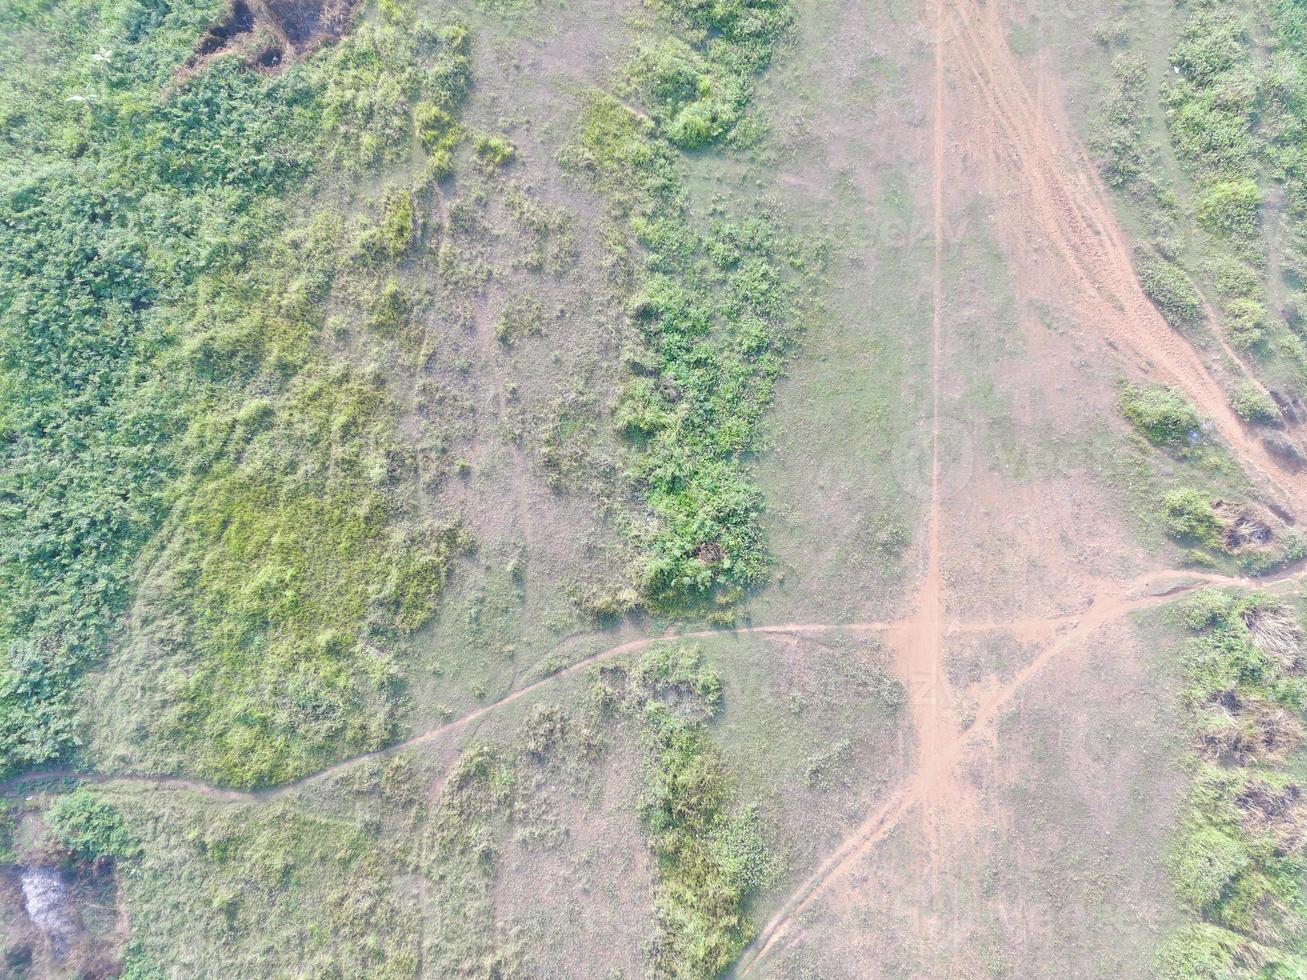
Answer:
[0, 2, 474, 786]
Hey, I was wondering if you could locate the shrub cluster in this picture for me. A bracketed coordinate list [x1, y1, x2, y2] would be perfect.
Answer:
[1135, 250, 1206, 330]
[566, 0, 803, 612]
[1160, 0, 1307, 370]
[593, 644, 775, 978]
[1119, 382, 1202, 447]
[44, 786, 139, 861]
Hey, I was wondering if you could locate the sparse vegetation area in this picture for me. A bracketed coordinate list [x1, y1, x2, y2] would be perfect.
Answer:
[565, 0, 813, 613]
[8, 0, 1307, 975]
[1096, 0, 1307, 386]
[1158, 590, 1307, 978]
[591, 643, 776, 977]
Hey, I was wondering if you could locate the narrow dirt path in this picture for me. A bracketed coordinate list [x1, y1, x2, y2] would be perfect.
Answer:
[6, 560, 1276, 806]
[948, 0, 1307, 516]
[0, 621, 888, 803]
[890, 0, 954, 891]
[730, 568, 1256, 974]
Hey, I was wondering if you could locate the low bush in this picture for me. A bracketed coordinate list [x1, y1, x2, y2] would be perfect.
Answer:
[1224, 299, 1271, 353]
[474, 134, 516, 169]
[1162, 488, 1224, 546]
[1136, 251, 1206, 329]
[494, 296, 545, 346]
[1120, 382, 1202, 447]
[595, 644, 774, 978]
[1170, 820, 1251, 913]
[45, 787, 139, 860]
[1229, 381, 1280, 424]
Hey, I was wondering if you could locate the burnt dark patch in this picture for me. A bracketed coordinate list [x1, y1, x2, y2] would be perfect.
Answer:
[0, 861, 124, 978]
[264, 0, 322, 46]
[1211, 689, 1242, 712]
[694, 541, 726, 564]
[262, 0, 360, 53]
[196, 0, 255, 57]
[255, 46, 284, 69]
[189, 0, 360, 76]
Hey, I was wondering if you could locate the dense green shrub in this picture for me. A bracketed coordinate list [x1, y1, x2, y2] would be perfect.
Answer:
[1162, 488, 1223, 546]
[626, 37, 749, 149]
[45, 787, 139, 860]
[1165, 7, 1259, 181]
[1195, 178, 1262, 244]
[1228, 381, 1281, 424]
[1224, 298, 1271, 353]
[566, 0, 803, 611]
[1136, 251, 1206, 328]
[1120, 382, 1202, 446]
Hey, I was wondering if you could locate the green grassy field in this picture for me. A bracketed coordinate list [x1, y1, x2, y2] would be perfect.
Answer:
[3, 0, 1307, 976]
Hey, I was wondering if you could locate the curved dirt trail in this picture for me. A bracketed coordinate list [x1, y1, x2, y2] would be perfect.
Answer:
[0, 620, 894, 804]
[5, 560, 1276, 806]
[948, 0, 1307, 516]
[731, 0, 1307, 969]
[731, 567, 1265, 974]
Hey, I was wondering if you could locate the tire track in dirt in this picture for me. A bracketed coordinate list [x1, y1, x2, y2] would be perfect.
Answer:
[730, 0, 1307, 964]
[730, 567, 1272, 975]
[946, 0, 1307, 516]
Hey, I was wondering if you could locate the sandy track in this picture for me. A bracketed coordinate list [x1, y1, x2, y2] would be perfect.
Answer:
[729, 0, 1307, 969]
[730, 567, 1274, 974]
[948, 0, 1307, 515]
